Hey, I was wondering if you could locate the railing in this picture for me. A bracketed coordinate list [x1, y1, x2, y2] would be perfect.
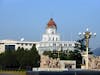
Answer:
[32, 68, 68, 71]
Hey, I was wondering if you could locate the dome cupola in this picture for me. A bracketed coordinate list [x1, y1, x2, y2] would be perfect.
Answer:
[46, 18, 57, 29]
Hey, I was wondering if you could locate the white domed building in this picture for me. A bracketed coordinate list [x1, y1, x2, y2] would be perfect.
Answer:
[36, 18, 77, 54]
[0, 18, 77, 54]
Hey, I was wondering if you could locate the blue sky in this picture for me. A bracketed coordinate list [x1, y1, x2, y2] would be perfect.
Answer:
[0, 0, 100, 49]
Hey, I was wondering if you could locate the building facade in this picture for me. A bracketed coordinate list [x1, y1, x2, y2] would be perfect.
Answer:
[0, 18, 77, 54]
[0, 40, 37, 53]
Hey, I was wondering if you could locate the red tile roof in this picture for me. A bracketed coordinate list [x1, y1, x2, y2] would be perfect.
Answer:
[47, 18, 57, 29]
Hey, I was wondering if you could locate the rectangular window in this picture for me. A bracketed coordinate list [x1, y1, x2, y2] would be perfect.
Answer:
[25, 43, 28, 46]
[64, 44, 67, 47]
[5, 45, 15, 51]
[53, 43, 56, 46]
[29, 43, 32, 46]
[21, 43, 23, 46]
[69, 44, 72, 47]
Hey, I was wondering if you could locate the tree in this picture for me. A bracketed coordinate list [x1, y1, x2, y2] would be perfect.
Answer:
[30, 45, 40, 67]
[16, 45, 40, 70]
[75, 38, 86, 51]
[0, 45, 40, 70]
[71, 50, 82, 68]
[0, 50, 19, 70]
[17, 45, 40, 69]
[76, 38, 93, 54]
[16, 47, 26, 70]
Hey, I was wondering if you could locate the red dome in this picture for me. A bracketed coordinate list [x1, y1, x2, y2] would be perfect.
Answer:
[47, 18, 57, 29]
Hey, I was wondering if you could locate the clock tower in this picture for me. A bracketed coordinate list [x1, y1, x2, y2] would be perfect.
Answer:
[42, 18, 60, 41]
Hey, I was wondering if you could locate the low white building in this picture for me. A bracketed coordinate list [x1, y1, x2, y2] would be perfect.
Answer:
[0, 18, 77, 54]
[0, 39, 37, 53]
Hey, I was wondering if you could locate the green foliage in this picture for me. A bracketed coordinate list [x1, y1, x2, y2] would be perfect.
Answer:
[29, 45, 40, 67]
[76, 38, 93, 54]
[0, 45, 40, 70]
[75, 38, 86, 51]
[0, 50, 19, 70]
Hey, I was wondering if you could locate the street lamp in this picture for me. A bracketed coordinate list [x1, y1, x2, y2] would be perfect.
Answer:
[78, 28, 96, 69]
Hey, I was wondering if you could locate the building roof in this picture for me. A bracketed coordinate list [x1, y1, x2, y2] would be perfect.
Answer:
[47, 18, 57, 29]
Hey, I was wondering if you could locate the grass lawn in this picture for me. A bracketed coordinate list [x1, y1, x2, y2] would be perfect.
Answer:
[0, 71, 26, 75]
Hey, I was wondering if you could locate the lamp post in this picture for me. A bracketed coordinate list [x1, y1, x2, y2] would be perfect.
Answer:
[78, 28, 96, 69]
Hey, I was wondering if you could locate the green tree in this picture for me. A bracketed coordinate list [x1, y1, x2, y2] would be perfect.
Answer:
[30, 45, 40, 67]
[0, 50, 19, 70]
[0, 45, 40, 70]
[16, 47, 26, 70]
[16, 45, 40, 70]
[76, 38, 93, 54]
[75, 38, 86, 51]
